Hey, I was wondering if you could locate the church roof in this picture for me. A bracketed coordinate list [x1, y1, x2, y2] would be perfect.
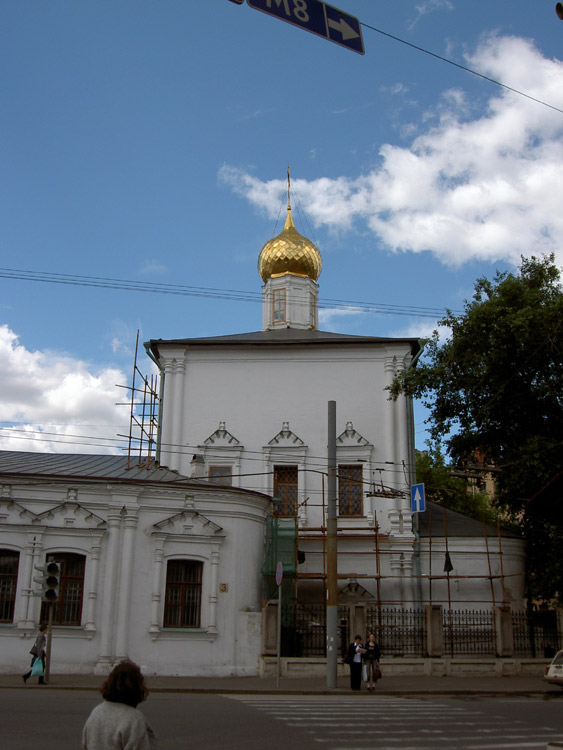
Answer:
[0, 451, 191, 483]
[418, 501, 520, 539]
[0, 452, 265, 498]
[148, 328, 422, 357]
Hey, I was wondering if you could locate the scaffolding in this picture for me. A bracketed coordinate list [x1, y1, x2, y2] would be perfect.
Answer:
[263, 479, 521, 609]
[262, 516, 298, 602]
[116, 331, 160, 470]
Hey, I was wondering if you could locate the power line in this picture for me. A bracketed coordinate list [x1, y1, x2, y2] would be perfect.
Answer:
[360, 21, 563, 116]
[0, 425, 412, 474]
[0, 267, 457, 320]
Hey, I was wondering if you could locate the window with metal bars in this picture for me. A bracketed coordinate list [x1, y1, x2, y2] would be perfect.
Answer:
[338, 465, 363, 516]
[0, 550, 19, 623]
[273, 465, 298, 517]
[163, 560, 203, 628]
[40, 553, 85, 625]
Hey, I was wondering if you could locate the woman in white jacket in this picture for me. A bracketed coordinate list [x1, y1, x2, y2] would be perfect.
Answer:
[82, 660, 157, 750]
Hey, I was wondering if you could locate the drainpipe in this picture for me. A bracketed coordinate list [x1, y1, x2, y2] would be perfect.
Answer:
[143, 342, 164, 466]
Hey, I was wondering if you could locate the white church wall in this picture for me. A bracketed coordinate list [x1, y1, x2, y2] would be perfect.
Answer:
[0, 476, 270, 676]
[417, 537, 526, 610]
[157, 341, 413, 534]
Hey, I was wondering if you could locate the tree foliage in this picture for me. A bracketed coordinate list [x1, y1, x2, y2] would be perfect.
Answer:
[392, 255, 563, 601]
[416, 441, 499, 525]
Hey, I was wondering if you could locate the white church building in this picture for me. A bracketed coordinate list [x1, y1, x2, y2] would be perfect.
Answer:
[0, 201, 527, 676]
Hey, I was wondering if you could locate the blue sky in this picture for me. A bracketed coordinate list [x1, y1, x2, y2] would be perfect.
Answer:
[1, 1, 562, 454]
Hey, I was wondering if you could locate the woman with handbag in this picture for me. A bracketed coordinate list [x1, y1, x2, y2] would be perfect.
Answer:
[345, 634, 365, 690]
[363, 632, 381, 691]
[22, 623, 47, 685]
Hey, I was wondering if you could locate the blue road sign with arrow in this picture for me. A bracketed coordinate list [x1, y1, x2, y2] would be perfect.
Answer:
[247, 0, 365, 55]
[411, 483, 426, 513]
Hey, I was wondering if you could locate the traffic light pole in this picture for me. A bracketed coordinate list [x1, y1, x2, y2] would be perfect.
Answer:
[45, 602, 54, 683]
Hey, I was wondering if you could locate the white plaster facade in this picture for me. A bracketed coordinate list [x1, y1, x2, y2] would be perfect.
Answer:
[0, 457, 269, 675]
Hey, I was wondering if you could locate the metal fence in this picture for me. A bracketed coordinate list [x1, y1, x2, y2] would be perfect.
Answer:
[280, 604, 349, 657]
[365, 607, 425, 656]
[278, 604, 560, 658]
[443, 608, 496, 656]
[512, 609, 561, 658]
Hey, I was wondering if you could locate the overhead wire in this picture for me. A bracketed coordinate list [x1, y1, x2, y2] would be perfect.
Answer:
[359, 20, 563, 116]
[0, 424, 413, 475]
[0, 267, 457, 320]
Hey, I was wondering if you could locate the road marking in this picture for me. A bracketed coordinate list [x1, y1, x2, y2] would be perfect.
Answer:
[227, 695, 563, 750]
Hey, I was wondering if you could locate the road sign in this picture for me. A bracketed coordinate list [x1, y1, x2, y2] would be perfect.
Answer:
[247, 0, 364, 55]
[411, 483, 426, 513]
[275, 560, 283, 586]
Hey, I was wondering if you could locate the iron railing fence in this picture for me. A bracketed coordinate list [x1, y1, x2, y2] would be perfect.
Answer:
[443, 608, 496, 656]
[365, 606, 425, 656]
[512, 609, 561, 658]
[280, 604, 350, 657]
[278, 604, 560, 659]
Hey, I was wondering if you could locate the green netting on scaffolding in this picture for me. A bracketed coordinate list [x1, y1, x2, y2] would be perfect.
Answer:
[262, 516, 297, 600]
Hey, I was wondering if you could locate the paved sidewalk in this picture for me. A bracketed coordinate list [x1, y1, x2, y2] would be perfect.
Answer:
[1, 673, 559, 695]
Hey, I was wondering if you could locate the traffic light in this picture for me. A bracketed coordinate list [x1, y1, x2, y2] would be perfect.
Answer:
[34, 561, 60, 602]
[557, 3, 563, 20]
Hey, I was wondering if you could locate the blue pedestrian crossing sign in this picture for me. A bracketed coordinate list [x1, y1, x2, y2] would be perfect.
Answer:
[411, 483, 426, 513]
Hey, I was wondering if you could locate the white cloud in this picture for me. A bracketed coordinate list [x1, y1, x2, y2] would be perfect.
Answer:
[219, 36, 563, 269]
[139, 259, 167, 275]
[408, 0, 454, 30]
[389, 320, 450, 342]
[0, 325, 131, 454]
[318, 306, 367, 327]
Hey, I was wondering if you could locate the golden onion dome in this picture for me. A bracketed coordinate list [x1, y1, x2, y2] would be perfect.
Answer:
[258, 207, 322, 283]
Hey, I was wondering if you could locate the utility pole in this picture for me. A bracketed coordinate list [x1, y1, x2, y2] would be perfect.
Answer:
[326, 401, 338, 688]
[45, 602, 54, 683]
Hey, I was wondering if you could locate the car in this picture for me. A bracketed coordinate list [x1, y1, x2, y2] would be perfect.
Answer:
[544, 649, 563, 687]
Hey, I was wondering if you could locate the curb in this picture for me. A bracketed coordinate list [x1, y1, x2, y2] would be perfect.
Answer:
[3, 684, 558, 696]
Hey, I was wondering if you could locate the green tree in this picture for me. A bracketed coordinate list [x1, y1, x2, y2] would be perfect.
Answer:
[391, 254, 563, 602]
[416, 441, 498, 524]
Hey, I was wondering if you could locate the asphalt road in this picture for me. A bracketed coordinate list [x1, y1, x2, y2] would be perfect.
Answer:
[2, 689, 563, 749]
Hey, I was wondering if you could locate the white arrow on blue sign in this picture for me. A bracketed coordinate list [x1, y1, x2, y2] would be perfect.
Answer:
[411, 483, 426, 513]
[247, 0, 364, 55]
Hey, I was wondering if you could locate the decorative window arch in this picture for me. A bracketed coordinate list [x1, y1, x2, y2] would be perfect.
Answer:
[264, 422, 308, 524]
[149, 508, 225, 640]
[336, 422, 373, 522]
[199, 422, 243, 487]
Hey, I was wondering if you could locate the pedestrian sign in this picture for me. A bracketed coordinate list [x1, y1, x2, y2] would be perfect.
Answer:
[411, 483, 426, 513]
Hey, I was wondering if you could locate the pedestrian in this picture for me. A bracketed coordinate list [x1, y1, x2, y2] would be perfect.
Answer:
[363, 632, 381, 691]
[345, 634, 365, 690]
[82, 659, 157, 749]
[22, 622, 47, 685]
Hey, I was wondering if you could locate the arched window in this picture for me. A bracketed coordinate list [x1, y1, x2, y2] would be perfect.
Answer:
[0, 550, 19, 623]
[41, 553, 85, 626]
[163, 560, 203, 628]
